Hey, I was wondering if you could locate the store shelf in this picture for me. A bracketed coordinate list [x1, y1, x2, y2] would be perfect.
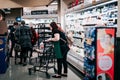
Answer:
[102, 8, 118, 14]
[82, 24, 96, 26]
[66, 0, 117, 13]
[73, 36, 83, 39]
[22, 14, 58, 19]
[73, 45, 84, 49]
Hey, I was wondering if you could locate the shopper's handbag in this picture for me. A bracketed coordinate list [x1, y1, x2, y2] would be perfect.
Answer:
[60, 44, 70, 57]
[60, 38, 70, 52]
[14, 27, 21, 52]
[60, 32, 73, 46]
[14, 43, 21, 52]
[66, 35, 73, 46]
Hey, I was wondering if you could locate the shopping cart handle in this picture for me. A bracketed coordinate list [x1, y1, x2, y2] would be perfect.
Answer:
[43, 41, 52, 43]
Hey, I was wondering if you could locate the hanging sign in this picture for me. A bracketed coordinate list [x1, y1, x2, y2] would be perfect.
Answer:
[31, 10, 48, 15]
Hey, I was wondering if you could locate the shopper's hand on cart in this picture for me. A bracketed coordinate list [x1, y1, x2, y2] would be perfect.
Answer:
[40, 42, 44, 49]
[45, 38, 52, 42]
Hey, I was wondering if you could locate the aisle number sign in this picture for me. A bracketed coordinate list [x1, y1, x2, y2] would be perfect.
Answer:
[96, 28, 115, 80]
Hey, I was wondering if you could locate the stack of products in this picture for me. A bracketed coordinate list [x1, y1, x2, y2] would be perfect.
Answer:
[84, 27, 96, 80]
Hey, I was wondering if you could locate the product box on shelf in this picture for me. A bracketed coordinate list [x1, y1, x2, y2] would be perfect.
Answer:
[84, 27, 96, 80]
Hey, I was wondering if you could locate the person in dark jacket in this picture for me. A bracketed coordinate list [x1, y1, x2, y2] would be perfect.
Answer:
[45, 22, 70, 78]
[13, 22, 20, 64]
[8, 22, 18, 57]
[15, 21, 32, 66]
[30, 27, 39, 56]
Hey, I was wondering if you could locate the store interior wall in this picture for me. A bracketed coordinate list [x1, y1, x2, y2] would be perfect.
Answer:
[57, 0, 61, 24]
[0, 0, 72, 28]
[115, 0, 120, 80]
[23, 6, 57, 15]
[0, 0, 54, 9]
[115, 37, 120, 80]
[57, 0, 68, 30]
[117, 0, 120, 37]
[5, 8, 22, 26]
[0, 0, 21, 9]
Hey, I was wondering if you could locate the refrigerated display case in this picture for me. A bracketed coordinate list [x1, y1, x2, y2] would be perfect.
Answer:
[22, 18, 58, 24]
[65, 0, 117, 74]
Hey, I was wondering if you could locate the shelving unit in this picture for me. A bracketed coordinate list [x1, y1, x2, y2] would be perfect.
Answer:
[22, 14, 58, 24]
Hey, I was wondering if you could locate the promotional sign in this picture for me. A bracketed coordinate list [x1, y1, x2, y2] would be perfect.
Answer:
[96, 28, 115, 80]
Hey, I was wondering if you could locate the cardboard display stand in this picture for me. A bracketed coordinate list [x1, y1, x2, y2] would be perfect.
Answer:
[0, 37, 7, 74]
[84, 27, 116, 80]
[0, 21, 8, 74]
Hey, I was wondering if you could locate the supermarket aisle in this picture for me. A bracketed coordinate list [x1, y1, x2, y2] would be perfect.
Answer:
[0, 58, 81, 80]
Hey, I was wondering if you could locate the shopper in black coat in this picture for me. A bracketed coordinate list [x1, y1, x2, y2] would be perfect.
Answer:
[8, 22, 17, 57]
[15, 21, 32, 66]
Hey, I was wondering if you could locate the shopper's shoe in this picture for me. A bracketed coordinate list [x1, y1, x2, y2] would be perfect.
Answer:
[23, 63, 27, 66]
[18, 62, 22, 64]
[9, 55, 13, 57]
[15, 61, 17, 65]
[61, 74, 67, 77]
[52, 75, 61, 78]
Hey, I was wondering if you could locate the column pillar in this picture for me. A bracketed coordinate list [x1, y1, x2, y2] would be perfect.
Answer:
[117, 0, 120, 37]
[57, 0, 67, 30]
[115, 1, 120, 80]
[57, 0, 61, 23]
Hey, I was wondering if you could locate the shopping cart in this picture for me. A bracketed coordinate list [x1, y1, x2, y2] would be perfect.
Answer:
[28, 42, 57, 78]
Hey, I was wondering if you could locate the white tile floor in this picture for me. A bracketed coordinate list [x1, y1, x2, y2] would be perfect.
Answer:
[0, 58, 82, 80]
